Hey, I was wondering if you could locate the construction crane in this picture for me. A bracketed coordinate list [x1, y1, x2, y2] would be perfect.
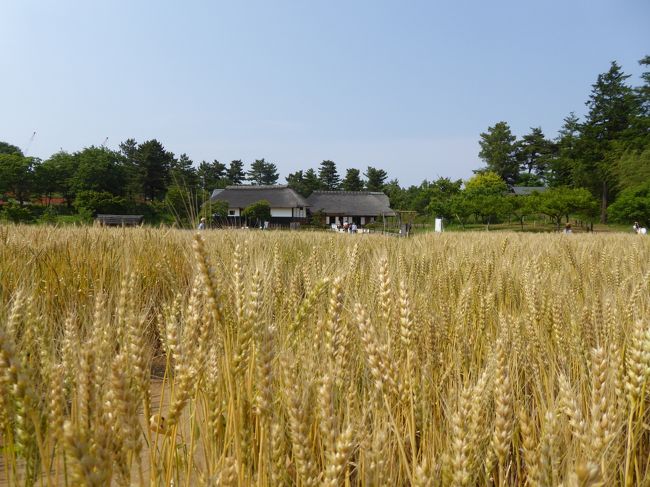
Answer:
[23, 131, 36, 155]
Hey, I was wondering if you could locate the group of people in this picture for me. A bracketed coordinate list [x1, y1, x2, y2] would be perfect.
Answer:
[336, 222, 358, 233]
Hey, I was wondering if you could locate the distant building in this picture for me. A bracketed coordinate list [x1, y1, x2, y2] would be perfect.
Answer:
[95, 214, 144, 226]
[306, 191, 395, 225]
[510, 186, 547, 196]
[209, 185, 308, 224]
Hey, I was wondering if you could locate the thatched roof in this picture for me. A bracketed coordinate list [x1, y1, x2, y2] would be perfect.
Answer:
[306, 191, 396, 217]
[511, 186, 547, 196]
[209, 185, 308, 208]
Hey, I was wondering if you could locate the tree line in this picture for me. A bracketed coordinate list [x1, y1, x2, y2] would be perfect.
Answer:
[1, 56, 648, 227]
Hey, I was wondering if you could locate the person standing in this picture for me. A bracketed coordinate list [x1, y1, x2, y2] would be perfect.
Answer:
[633, 221, 640, 234]
[198, 217, 206, 230]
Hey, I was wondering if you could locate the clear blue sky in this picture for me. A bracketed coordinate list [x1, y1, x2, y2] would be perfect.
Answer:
[2, 0, 648, 186]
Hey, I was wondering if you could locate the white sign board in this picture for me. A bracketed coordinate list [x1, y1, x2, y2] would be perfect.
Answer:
[434, 218, 443, 233]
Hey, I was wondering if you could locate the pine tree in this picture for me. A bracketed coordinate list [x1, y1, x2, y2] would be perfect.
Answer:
[517, 127, 552, 182]
[548, 113, 580, 187]
[119, 138, 144, 200]
[247, 159, 279, 185]
[342, 168, 364, 191]
[636, 55, 649, 116]
[304, 168, 322, 194]
[318, 160, 341, 190]
[136, 139, 173, 201]
[287, 170, 312, 197]
[198, 160, 228, 190]
[227, 160, 246, 185]
[576, 61, 638, 222]
[478, 121, 519, 185]
[170, 153, 199, 190]
[364, 166, 388, 192]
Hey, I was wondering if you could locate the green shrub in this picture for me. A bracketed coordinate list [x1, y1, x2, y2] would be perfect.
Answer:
[38, 205, 58, 225]
[608, 182, 650, 226]
[1, 202, 34, 223]
[74, 190, 127, 216]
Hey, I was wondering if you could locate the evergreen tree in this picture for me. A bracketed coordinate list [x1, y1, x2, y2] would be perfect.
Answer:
[342, 168, 364, 191]
[119, 138, 143, 200]
[170, 153, 199, 190]
[383, 179, 406, 209]
[227, 160, 246, 185]
[575, 61, 639, 222]
[364, 166, 388, 191]
[478, 121, 519, 185]
[198, 160, 228, 190]
[303, 168, 322, 194]
[549, 113, 580, 187]
[286, 170, 312, 197]
[247, 159, 279, 185]
[318, 160, 341, 190]
[517, 127, 552, 181]
[637, 55, 650, 116]
[136, 139, 173, 200]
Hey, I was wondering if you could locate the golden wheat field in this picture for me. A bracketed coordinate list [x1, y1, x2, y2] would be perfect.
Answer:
[0, 225, 649, 486]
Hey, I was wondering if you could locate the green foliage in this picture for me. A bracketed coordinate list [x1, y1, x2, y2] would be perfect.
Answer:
[227, 160, 246, 185]
[242, 200, 271, 225]
[205, 200, 229, 218]
[198, 160, 228, 190]
[478, 121, 519, 185]
[171, 153, 199, 191]
[287, 170, 312, 197]
[303, 168, 321, 194]
[452, 173, 511, 228]
[36, 151, 77, 206]
[508, 195, 538, 229]
[247, 159, 279, 185]
[574, 61, 639, 222]
[548, 113, 581, 187]
[423, 178, 463, 219]
[464, 172, 508, 194]
[607, 182, 650, 225]
[517, 127, 553, 181]
[309, 209, 327, 227]
[287, 168, 323, 197]
[1, 202, 34, 223]
[342, 168, 364, 191]
[535, 187, 597, 227]
[613, 147, 650, 191]
[38, 205, 58, 225]
[72, 147, 127, 195]
[119, 138, 144, 199]
[0, 141, 23, 156]
[364, 166, 388, 191]
[0, 153, 36, 204]
[73, 190, 128, 216]
[515, 173, 545, 187]
[137, 139, 174, 200]
[318, 160, 341, 190]
[164, 184, 201, 228]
